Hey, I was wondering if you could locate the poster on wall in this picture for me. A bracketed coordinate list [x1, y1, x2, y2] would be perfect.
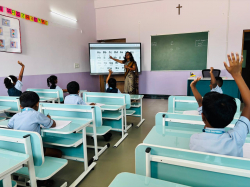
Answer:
[0, 14, 21, 53]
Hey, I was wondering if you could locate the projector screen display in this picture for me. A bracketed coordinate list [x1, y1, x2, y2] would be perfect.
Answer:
[89, 43, 141, 75]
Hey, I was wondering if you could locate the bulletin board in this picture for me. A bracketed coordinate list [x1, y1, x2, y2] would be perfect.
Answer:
[0, 14, 21, 53]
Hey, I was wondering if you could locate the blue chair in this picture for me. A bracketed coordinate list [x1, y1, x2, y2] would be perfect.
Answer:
[39, 103, 108, 160]
[0, 96, 21, 114]
[109, 172, 190, 187]
[135, 143, 250, 187]
[82, 92, 132, 147]
[168, 96, 241, 118]
[0, 129, 67, 187]
[27, 88, 64, 103]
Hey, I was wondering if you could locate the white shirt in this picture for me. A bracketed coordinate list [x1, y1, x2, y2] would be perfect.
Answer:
[211, 85, 223, 94]
[190, 116, 250, 157]
[106, 83, 121, 93]
[64, 94, 86, 105]
[15, 80, 23, 91]
[56, 85, 62, 90]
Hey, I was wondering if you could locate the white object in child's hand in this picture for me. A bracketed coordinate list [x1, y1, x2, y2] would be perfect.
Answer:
[51, 120, 71, 129]
[183, 110, 199, 115]
[243, 143, 250, 158]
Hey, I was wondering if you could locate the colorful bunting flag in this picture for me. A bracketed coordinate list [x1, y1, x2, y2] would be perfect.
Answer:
[2, 6, 48, 26]
[16, 11, 21, 17]
[6, 8, 12, 14]
[12, 10, 16, 16]
[25, 14, 30, 20]
[30, 16, 34, 22]
[21, 13, 25, 19]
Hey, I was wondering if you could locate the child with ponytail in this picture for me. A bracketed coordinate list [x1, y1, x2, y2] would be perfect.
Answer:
[4, 61, 25, 96]
[47, 75, 67, 92]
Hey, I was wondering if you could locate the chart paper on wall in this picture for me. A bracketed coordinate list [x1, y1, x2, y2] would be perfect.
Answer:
[0, 14, 21, 53]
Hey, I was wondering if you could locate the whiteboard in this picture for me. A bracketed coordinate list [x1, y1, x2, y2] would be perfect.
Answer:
[0, 14, 21, 53]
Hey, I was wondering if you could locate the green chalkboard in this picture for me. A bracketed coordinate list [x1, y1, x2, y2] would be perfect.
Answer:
[151, 32, 208, 71]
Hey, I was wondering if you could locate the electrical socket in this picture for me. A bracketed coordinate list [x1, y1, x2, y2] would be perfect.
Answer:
[74, 63, 80, 69]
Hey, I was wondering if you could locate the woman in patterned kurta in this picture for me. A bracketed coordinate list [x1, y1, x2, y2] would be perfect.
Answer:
[110, 52, 138, 94]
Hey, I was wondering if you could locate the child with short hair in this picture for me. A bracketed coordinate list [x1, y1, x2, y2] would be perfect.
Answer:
[8, 91, 62, 158]
[64, 81, 86, 105]
[190, 53, 250, 157]
[47, 75, 67, 92]
[210, 67, 223, 94]
[4, 61, 25, 96]
[106, 69, 121, 93]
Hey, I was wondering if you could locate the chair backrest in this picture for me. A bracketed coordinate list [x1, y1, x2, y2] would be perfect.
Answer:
[168, 96, 241, 118]
[202, 69, 221, 78]
[0, 96, 21, 113]
[168, 96, 199, 113]
[156, 112, 238, 130]
[82, 92, 131, 109]
[27, 88, 64, 102]
[39, 103, 102, 127]
[0, 128, 44, 166]
[136, 143, 250, 187]
[78, 90, 87, 97]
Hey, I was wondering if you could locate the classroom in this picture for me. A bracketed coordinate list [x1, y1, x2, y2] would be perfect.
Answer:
[1, 0, 250, 187]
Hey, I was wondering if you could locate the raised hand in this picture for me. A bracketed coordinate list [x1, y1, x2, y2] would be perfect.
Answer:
[18, 61, 24, 67]
[210, 67, 214, 74]
[224, 52, 243, 77]
[108, 69, 113, 74]
[190, 77, 201, 88]
[109, 56, 113, 59]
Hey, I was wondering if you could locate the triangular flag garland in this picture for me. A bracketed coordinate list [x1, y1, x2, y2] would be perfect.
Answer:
[0, 6, 48, 26]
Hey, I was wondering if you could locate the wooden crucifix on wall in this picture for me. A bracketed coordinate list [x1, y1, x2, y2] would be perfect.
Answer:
[176, 4, 182, 15]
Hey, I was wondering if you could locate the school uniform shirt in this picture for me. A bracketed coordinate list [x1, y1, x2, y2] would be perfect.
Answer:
[64, 94, 86, 105]
[7, 107, 53, 134]
[105, 83, 121, 93]
[211, 85, 223, 94]
[56, 85, 62, 90]
[189, 116, 250, 157]
[8, 80, 23, 96]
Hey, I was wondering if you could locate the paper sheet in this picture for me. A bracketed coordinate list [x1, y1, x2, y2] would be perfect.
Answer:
[51, 120, 71, 129]
[243, 143, 250, 158]
[86, 102, 105, 107]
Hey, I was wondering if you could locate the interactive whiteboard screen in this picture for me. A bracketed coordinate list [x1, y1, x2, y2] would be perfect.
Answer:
[89, 43, 141, 75]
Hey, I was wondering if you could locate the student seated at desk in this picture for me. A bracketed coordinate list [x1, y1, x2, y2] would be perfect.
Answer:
[210, 67, 223, 94]
[189, 53, 250, 157]
[4, 61, 25, 96]
[47, 75, 67, 92]
[106, 69, 121, 93]
[7, 91, 62, 158]
[64, 81, 87, 105]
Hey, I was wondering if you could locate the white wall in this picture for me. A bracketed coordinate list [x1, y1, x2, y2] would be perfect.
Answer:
[0, 0, 96, 77]
[95, 0, 231, 71]
[95, 0, 249, 94]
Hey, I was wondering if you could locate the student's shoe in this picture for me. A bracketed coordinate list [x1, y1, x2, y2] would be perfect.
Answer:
[37, 179, 54, 187]
[103, 133, 112, 141]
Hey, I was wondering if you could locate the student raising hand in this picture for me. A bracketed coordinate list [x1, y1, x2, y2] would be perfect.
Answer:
[224, 53, 243, 76]
[18, 61, 25, 67]
[17, 61, 25, 81]
[224, 52, 250, 120]
[190, 77, 202, 107]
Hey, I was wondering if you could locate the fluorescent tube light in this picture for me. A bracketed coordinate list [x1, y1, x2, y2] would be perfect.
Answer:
[51, 11, 77, 22]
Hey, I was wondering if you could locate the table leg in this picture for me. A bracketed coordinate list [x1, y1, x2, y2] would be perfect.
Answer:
[3, 175, 12, 187]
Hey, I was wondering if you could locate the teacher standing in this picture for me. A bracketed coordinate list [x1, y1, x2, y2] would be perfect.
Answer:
[110, 52, 138, 94]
